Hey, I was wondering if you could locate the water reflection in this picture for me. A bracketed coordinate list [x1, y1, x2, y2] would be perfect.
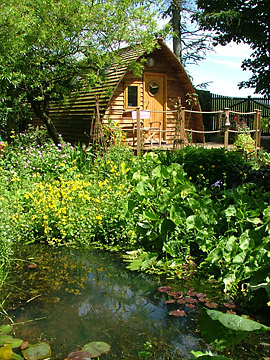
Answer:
[5, 245, 206, 359]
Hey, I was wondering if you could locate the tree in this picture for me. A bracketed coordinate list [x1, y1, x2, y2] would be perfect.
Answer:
[196, 0, 270, 96]
[0, 0, 160, 144]
[159, 0, 213, 64]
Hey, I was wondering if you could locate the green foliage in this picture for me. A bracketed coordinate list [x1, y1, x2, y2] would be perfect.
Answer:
[138, 341, 152, 359]
[261, 117, 270, 132]
[198, 308, 270, 358]
[158, 146, 247, 188]
[196, 0, 270, 95]
[233, 133, 256, 153]
[1, 130, 270, 311]
[0, 0, 161, 138]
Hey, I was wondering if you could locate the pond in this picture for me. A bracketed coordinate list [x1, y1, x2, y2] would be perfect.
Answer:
[1, 244, 269, 359]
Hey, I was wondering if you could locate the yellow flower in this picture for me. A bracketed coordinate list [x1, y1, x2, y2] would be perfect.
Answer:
[267, 301, 270, 307]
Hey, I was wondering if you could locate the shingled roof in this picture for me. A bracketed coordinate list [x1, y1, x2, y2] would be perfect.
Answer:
[49, 45, 145, 120]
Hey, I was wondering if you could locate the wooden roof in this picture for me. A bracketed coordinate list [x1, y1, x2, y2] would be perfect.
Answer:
[49, 45, 144, 119]
[50, 39, 197, 118]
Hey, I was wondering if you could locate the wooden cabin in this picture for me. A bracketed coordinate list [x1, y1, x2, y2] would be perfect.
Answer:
[47, 39, 204, 146]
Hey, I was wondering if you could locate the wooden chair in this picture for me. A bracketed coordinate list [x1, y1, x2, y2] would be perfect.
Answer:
[132, 120, 161, 146]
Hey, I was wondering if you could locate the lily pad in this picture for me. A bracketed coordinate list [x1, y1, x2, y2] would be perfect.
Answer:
[165, 299, 176, 304]
[205, 302, 218, 309]
[5, 338, 24, 349]
[0, 335, 13, 346]
[22, 342, 51, 360]
[82, 342, 110, 358]
[169, 309, 185, 317]
[67, 351, 92, 360]
[0, 325, 12, 335]
[157, 286, 171, 293]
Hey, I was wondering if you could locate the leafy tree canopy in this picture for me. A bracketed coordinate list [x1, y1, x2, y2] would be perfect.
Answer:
[0, 0, 162, 143]
[196, 0, 270, 96]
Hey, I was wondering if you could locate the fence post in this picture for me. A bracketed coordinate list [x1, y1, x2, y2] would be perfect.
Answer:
[136, 107, 141, 155]
[255, 109, 262, 148]
[254, 109, 259, 149]
[180, 107, 186, 145]
[217, 110, 222, 142]
[224, 108, 230, 149]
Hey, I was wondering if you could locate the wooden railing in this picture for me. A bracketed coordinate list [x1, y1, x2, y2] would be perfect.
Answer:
[128, 107, 262, 155]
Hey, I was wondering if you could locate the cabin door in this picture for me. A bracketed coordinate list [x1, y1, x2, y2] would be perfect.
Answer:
[144, 73, 166, 140]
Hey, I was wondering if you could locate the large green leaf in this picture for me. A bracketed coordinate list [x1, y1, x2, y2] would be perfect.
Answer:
[224, 205, 236, 218]
[152, 165, 169, 178]
[82, 341, 110, 358]
[207, 309, 269, 333]
[250, 264, 270, 296]
[143, 211, 159, 221]
[186, 215, 203, 230]
[199, 308, 237, 351]
[136, 222, 150, 236]
[22, 342, 51, 360]
[136, 181, 154, 197]
[169, 204, 186, 225]
[239, 230, 251, 251]
[200, 307, 270, 351]
[192, 356, 231, 359]
[160, 218, 176, 239]
[190, 351, 232, 359]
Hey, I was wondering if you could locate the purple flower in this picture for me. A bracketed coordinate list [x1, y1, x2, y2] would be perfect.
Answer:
[211, 180, 223, 188]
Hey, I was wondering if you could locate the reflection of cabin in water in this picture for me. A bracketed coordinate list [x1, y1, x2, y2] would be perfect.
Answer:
[47, 39, 204, 145]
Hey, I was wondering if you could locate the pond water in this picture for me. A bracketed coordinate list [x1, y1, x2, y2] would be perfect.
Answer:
[1, 244, 270, 359]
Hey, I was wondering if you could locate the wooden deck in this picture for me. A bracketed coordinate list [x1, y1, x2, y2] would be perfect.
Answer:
[132, 141, 235, 153]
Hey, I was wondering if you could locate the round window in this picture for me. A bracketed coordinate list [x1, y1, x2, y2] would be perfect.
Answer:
[148, 81, 160, 96]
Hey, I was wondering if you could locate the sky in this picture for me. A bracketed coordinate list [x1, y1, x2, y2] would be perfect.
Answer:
[185, 43, 258, 98]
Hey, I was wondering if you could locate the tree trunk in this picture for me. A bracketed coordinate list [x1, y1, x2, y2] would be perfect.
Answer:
[171, 0, 182, 61]
[28, 96, 61, 145]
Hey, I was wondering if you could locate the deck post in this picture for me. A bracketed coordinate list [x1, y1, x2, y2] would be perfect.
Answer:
[254, 109, 262, 148]
[254, 109, 259, 149]
[217, 110, 223, 142]
[136, 107, 141, 155]
[224, 108, 230, 149]
[180, 107, 186, 145]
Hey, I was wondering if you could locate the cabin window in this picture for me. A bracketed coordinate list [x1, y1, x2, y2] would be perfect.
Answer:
[148, 81, 160, 97]
[124, 83, 140, 109]
[128, 86, 138, 107]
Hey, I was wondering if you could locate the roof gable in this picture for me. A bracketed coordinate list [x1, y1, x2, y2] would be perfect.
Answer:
[49, 39, 196, 122]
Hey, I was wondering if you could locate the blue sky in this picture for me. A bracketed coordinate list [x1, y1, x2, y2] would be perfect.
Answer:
[185, 43, 258, 97]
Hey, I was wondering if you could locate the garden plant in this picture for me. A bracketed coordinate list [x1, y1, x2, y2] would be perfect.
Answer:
[0, 125, 270, 358]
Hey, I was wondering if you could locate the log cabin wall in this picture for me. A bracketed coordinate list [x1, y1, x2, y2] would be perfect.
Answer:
[104, 44, 204, 144]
